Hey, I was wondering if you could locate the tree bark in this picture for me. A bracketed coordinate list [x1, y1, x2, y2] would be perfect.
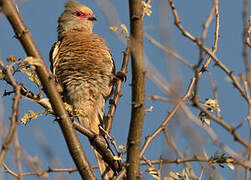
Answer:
[126, 0, 145, 179]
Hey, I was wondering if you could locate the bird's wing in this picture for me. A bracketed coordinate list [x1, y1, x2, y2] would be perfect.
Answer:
[105, 50, 116, 99]
[49, 41, 64, 94]
[49, 41, 61, 75]
[109, 50, 116, 75]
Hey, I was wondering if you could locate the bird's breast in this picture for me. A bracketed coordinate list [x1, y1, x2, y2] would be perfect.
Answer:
[55, 33, 114, 99]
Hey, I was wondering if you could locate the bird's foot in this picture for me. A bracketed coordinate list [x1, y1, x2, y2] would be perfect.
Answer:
[115, 70, 127, 82]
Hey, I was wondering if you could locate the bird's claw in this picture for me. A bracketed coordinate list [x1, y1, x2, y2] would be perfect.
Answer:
[115, 71, 127, 82]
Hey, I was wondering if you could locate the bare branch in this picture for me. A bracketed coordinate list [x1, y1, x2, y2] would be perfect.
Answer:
[163, 127, 197, 179]
[144, 33, 194, 70]
[105, 46, 130, 133]
[140, 78, 195, 157]
[73, 122, 121, 172]
[126, 0, 146, 179]
[14, 132, 24, 180]
[167, 0, 248, 102]
[242, 0, 251, 90]
[116, 78, 195, 180]
[0, 58, 21, 169]
[2, 162, 18, 178]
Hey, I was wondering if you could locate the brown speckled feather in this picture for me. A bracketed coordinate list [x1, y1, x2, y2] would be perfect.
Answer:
[50, 31, 114, 134]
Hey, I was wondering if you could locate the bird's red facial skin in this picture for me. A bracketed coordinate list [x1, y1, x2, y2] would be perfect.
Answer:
[72, 11, 95, 19]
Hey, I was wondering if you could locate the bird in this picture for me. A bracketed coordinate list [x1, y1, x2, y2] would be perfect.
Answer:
[49, 0, 115, 179]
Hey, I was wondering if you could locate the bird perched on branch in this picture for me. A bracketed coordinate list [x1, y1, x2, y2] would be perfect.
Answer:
[50, 0, 115, 179]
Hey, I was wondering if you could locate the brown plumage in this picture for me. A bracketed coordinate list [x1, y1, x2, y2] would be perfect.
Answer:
[50, 0, 115, 179]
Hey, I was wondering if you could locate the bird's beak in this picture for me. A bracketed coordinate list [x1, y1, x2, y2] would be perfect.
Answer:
[88, 16, 97, 21]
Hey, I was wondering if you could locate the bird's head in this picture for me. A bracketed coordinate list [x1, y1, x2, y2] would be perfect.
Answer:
[57, 0, 97, 39]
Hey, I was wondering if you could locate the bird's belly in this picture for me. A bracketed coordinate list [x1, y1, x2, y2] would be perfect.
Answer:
[61, 74, 111, 106]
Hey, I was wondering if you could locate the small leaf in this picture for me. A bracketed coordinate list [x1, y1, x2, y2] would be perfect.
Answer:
[203, 150, 209, 160]
[6, 56, 17, 62]
[204, 98, 220, 112]
[21, 113, 30, 124]
[146, 166, 160, 180]
[226, 162, 235, 170]
[141, 1, 152, 16]
[182, 169, 185, 176]
[113, 156, 122, 161]
[42, 171, 49, 178]
[0, 71, 6, 80]
[120, 24, 128, 36]
[21, 110, 40, 124]
[118, 144, 127, 151]
[20, 65, 40, 85]
[204, 118, 210, 126]
[151, 174, 160, 180]
[145, 106, 154, 112]
[147, 166, 155, 172]
[28, 71, 40, 85]
[37, 98, 52, 111]
[164, 177, 174, 180]
[109, 26, 119, 32]
[169, 171, 178, 179]
[226, 158, 235, 170]
[109, 25, 128, 39]
[23, 56, 43, 67]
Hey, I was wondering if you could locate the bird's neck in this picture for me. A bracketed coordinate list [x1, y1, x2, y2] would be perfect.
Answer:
[57, 24, 93, 40]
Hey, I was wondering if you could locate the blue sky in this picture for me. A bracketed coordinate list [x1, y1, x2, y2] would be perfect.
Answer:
[0, 0, 251, 179]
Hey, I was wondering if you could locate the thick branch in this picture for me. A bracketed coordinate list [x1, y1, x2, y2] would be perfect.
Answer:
[126, 0, 145, 179]
[73, 122, 121, 172]
[0, 1, 95, 179]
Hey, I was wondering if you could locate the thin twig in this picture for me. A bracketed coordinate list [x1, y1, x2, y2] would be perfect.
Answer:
[2, 162, 18, 178]
[115, 78, 196, 180]
[181, 104, 251, 169]
[32, 127, 68, 180]
[14, 132, 24, 180]
[167, 0, 248, 102]
[144, 33, 194, 70]
[140, 78, 195, 157]
[0, 59, 21, 168]
[209, 72, 221, 118]
[163, 127, 197, 179]
[116, 78, 195, 180]
[246, 16, 251, 48]
[105, 46, 130, 133]
[240, 73, 251, 180]
[150, 95, 191, 104]
[193, 0, 220, 99]
[201, 1, 216, 43]
[243, 0, 251, 90]
[242, 1, 251, 177]
[193, 100, 250, 149]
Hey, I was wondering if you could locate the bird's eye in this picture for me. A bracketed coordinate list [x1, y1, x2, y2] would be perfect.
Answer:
[73, 11, 85, 17]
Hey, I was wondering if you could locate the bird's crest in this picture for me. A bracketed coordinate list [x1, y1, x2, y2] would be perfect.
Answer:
[65, 0, 94, 15]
